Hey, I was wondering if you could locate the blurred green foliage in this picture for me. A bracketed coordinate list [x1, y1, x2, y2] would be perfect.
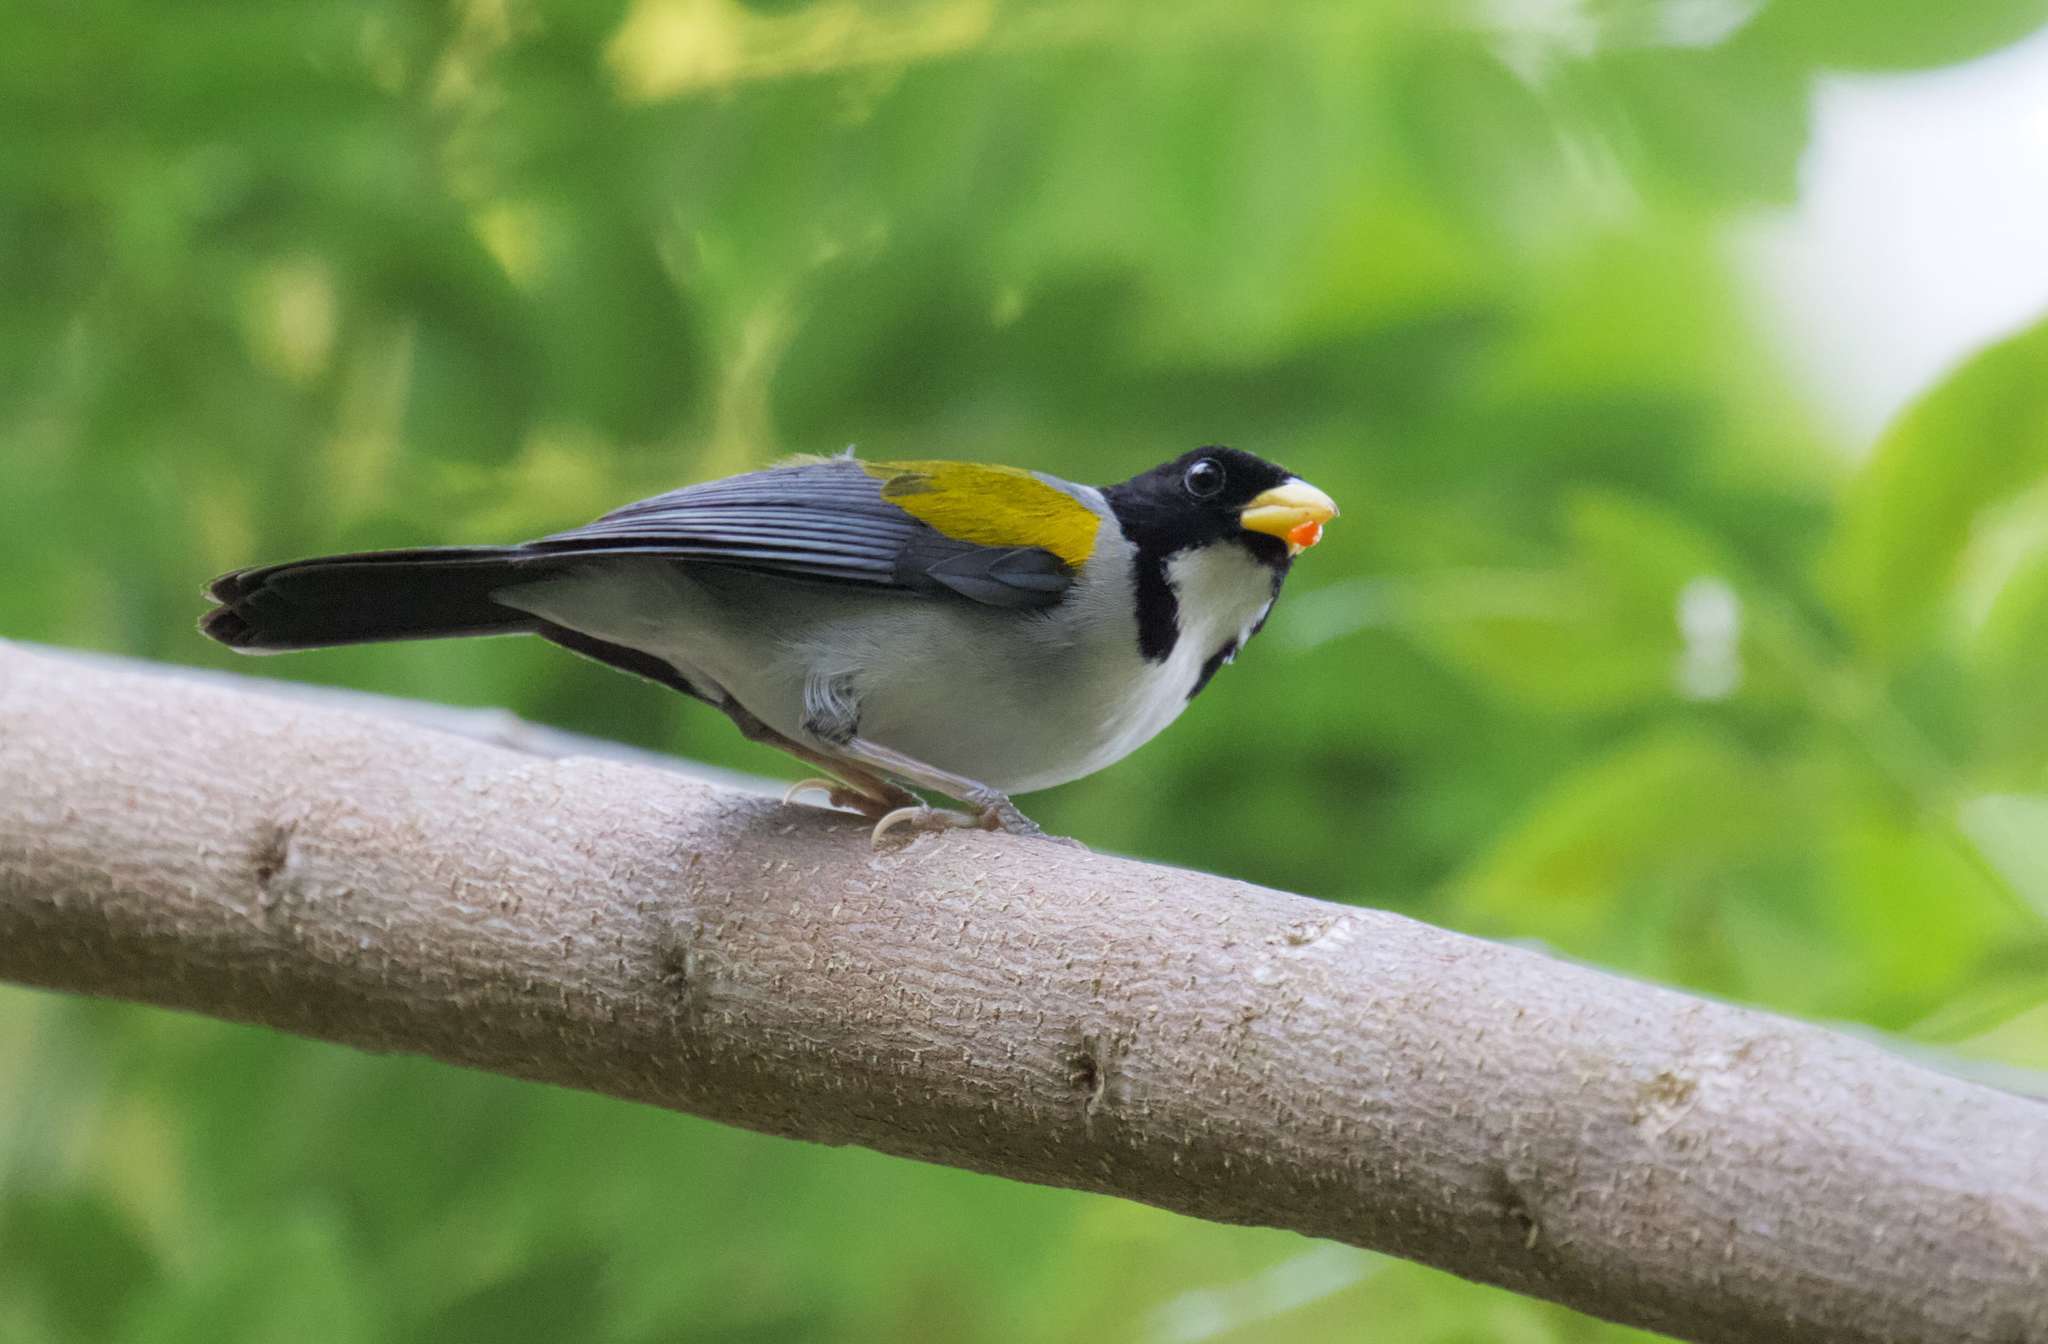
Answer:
[5, 0, 2048, 1339]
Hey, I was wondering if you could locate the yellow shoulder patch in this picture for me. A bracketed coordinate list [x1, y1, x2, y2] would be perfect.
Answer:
[861, 460, 1100, 569]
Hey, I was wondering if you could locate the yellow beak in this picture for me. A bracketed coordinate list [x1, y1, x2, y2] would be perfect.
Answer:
[1239, 478, 1339, 555]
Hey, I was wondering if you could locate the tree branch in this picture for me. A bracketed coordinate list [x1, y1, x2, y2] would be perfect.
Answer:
[0, 641, 2042, 1344]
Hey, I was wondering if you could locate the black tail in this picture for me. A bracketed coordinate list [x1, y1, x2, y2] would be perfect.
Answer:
[200, 547, 544, 651]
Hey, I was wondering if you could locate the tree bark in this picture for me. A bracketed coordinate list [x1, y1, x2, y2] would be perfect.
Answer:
[0, 641, 2042, 1344]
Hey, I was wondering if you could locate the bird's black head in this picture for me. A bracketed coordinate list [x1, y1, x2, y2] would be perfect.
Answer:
[1103, 447, 1336, 570]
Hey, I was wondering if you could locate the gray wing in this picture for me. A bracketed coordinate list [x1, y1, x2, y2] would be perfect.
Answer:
[523, 460, 1076, 610]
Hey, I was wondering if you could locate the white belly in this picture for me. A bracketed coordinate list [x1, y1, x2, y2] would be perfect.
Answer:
[497, 536, 1277, 796]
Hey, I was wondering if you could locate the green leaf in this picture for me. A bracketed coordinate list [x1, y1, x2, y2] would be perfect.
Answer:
[114, 1201, 370, 1344]
[1456, 726, 1788, 946]
[1958, 793, 2048, 920]
[1827, 313, 2048, 657]
[0, 1188, 161, 1343]
[1740, 0, 2048, 72]
[1965, 521, 2048, 768]
[1389, 43, 1576, 245]
[1821, 802, 2031, 1024]
[407, 1252, 608, 1344]
[1564, 43, 1809, 207]
[1418, 489, 1778, 715]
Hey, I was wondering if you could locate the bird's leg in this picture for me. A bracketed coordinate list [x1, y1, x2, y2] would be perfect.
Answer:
[831, 737, 1043, 841]
[787, 673, 1044, 843]
[719, 703, 918, 819]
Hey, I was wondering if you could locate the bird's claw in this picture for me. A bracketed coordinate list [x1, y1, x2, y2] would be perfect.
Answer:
[871, 804, 968, 845]
[786, 776, 901, 817]
[870, 798, 1043, 846]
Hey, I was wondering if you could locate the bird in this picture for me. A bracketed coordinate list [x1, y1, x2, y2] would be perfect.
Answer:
[200, 446, 1337, 841]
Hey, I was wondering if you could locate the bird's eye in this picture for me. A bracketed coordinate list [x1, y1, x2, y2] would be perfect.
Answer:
[1183, 457, 1225, 499]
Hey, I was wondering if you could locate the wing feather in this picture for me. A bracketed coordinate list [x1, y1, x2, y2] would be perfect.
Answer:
[523, 459, 1081, 607]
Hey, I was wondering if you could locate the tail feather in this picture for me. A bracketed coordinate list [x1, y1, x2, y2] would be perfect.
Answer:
[201, 547, 543, 651]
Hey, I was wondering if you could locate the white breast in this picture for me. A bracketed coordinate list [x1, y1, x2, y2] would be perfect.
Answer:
[942, 537, 1277, 792]
[1157, 543, 1278, 701]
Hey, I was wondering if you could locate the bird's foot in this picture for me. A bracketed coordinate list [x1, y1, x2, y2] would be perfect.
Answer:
[870, 804, 975, 845]
[785, 772, 923, 821]
[783, 777, 882, 814]
[870, 796, 1042, 846]
[974, 795, 1043, 837]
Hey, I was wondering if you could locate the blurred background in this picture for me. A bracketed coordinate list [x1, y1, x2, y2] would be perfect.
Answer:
[6, 0, 2048, 1339]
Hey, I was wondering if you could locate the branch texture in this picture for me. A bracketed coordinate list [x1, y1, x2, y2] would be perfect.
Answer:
[0, 642, 2043, 1343]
